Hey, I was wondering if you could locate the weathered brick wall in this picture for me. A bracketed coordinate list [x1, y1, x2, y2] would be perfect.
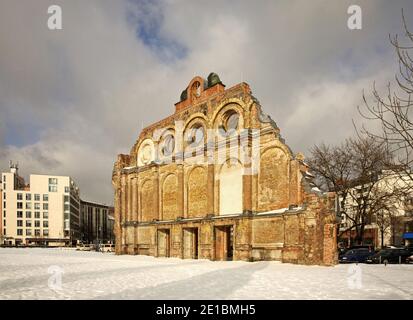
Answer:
[187, 166, 208, 218]
[162, 174, 178, 221]
[112, 76, 338, 265]
[258, 147, 289, 211]
[141, 179, 156, 222]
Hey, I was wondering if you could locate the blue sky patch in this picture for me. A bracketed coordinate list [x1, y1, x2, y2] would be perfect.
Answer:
[126, 0, 188, 62]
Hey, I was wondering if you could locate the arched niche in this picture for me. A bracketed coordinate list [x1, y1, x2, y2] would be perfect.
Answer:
[219, 159, 243, 215]
[137, 139, 155, 167]
[162, 174, 178, 221]
[187, 166, 208, 218]
[140, 179, 156, 222]
[258, 147, 289, 211]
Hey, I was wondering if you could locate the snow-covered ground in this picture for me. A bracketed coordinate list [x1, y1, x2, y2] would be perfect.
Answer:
[0, 248, 412, 300]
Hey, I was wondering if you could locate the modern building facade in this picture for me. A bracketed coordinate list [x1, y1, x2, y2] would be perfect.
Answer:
[80, 200, 115, 244]
[338, 170, 413, 248]
[1, 163, 81, 246]
[112, 74, 338, 265]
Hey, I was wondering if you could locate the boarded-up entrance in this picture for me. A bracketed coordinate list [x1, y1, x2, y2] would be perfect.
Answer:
[183, 228, 199, 259]
[157, 229, 170, 257]
[214, 225, 234, 261]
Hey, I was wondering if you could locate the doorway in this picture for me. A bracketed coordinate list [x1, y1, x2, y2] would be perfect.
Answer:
[183, 228, 199, 259]
[214, 225, 234, 261]
[157, 229, 171, 257]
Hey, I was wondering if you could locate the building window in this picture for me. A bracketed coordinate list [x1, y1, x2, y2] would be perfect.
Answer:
[26, 229, 32, 236]
[26, 220, 32, 227]
[17, 193, 22, 200]
[43, 212, 48, 219]
[17, 202, 22, 209]
[26, 202, 32, 210]
[35, 221, 40, 228]
[65, 186, 70, 193]
[17, 220, 23, 227]
[64, 195, 69, 202]
[35, 229, 40, 236]
[64, 204, 70, 211]
[26, 194, 31, 201]
[43, 221, 49, 228]
[35, 211, 40, 219]
[3, 229, 6, 236]
[43, 194, 48, 202]
[3, 192, 5, 200]
[48, 178, 58, 192]
[34, 203, 40, 210]
[34, 194, 40, 201]
[26, 211, 32, 219]
[43, 203, 48, 210]
[17, 229, 23, 236]
[3, 201, 5, 209]
[43, 229, 49, 236]
[17, 211, 23, 218]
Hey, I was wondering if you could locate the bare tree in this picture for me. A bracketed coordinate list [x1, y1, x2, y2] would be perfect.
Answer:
[308, 137, 395, 245]
[359, 10, 413, 182]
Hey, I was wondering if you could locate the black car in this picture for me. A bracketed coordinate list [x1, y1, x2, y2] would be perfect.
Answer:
[339, 248, 375, 263]
[366, 248, 411, 264]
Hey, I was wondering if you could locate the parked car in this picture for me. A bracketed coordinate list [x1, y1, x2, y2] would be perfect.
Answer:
[338, 247, 347, 259]
[366, 248, 411, 264]
[339, 248, 375, 263]
[99, 244, 115, 253]
[76, 244, 92, 251]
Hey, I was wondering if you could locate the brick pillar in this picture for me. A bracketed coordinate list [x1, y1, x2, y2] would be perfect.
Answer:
[114, 186, 122, 254]
[127, 176, 133, 221]
[177, 164, 184, 218]
[242, 172, 252, 214]
[132, 177, 138, 221]
[207, 164, 214, 215]
[121, 175, 127, 253]
[153, 168, 160, 221]
[323, 223, 338, 266]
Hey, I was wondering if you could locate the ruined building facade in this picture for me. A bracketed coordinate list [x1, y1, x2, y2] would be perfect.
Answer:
[112, 74, 338, 265]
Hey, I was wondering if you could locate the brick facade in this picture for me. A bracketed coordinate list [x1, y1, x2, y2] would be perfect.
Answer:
[112, 74, 338, 265]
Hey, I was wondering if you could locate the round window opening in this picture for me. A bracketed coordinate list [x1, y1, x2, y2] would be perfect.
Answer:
[225, 112, 239, 131]
[191, 81, 201, 98]
[162, 134, 175, 156]
[188, 125, 204, 146]
[141, 144, 152, 164]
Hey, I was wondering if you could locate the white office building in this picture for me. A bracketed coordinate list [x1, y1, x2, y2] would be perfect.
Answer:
[1, 162, 80, 246]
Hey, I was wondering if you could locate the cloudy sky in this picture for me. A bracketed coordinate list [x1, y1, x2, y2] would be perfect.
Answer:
[1, 0, 412, 204]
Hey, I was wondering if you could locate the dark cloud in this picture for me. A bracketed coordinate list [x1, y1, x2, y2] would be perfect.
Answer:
[1, 0, 413, 204]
